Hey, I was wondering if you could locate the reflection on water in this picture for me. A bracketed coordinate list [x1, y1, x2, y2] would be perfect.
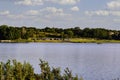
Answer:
[0, 43, 120, 80]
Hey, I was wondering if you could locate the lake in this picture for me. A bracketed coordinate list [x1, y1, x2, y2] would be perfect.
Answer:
[0, 43, 120, 80]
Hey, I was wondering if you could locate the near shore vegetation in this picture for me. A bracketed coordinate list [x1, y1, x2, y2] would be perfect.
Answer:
[0, 59, 82, 80]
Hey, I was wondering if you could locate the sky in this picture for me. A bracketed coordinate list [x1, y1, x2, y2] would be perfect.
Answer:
[0, 0, 120, 30]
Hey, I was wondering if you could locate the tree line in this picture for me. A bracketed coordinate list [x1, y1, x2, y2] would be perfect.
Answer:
[0, 59, 81, 80]
[0, 25, 120, 40]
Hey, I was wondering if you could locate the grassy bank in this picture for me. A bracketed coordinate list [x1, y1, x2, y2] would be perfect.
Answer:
[1, 38, 120, 43]
[69, 38, 120, 43]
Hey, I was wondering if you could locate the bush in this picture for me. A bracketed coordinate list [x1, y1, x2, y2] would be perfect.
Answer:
[0, 59, 82, 80]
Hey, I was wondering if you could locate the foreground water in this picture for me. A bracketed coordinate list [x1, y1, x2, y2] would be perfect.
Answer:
[0, 43, 120, 80]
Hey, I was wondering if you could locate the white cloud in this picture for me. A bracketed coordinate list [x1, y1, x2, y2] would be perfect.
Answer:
[41, 7, 63, 13]
[85, 0, 120, 17]
[85, 10, 109, 16]
[7, 14, 25, 19]
[113, 19, 120, 22]
[47, 0, 80, 5]
[107, 0, 120, 9]
[25, 10, 39, 15]
[15, 0, 43, 6]
[15, 0, 80, 6]
[85, 10, 120, 16]
[0, 10, 26, 19]
[3, 7, 71, 21]
[0, 11, 10, 15]
[40, 7, 71, 17]
[14, 0, 81, 7]
[71, 6, 79, 11]
[1, 7, 71, 21]
[111, 11, 120, 16]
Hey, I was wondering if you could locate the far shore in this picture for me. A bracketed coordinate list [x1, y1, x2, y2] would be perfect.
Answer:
[1, 38, 120, 43]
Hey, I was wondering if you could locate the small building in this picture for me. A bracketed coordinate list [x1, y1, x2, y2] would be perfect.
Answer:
[109, 32, 114, 36]
[0, 40, 12, 43]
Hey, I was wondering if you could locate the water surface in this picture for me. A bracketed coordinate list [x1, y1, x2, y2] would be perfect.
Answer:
[0, 43, 120, 80]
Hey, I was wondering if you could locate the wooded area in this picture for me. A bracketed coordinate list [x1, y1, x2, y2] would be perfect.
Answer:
[0, 25, 120, 40]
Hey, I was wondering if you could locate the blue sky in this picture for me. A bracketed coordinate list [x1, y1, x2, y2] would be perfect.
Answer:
[0, 0, 120, 30]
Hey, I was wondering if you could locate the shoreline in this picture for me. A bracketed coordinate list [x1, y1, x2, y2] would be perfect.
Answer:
[0, 39, 120, 43]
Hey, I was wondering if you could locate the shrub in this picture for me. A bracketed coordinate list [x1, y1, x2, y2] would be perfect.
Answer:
[0, 59, 81, 80]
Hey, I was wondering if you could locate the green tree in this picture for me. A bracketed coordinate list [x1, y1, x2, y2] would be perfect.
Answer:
[66, 30, 74, 38]
[0, 25, 8, 40]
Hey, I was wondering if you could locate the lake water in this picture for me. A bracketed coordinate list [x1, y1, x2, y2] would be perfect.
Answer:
[0, 43, 120, 80]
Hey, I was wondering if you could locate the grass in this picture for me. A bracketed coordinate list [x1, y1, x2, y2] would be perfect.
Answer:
[1, 38, 120, 43]
[12, 39, 34, 43]
[69, 38, 120, 43]
[34, 40, 63, 43]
